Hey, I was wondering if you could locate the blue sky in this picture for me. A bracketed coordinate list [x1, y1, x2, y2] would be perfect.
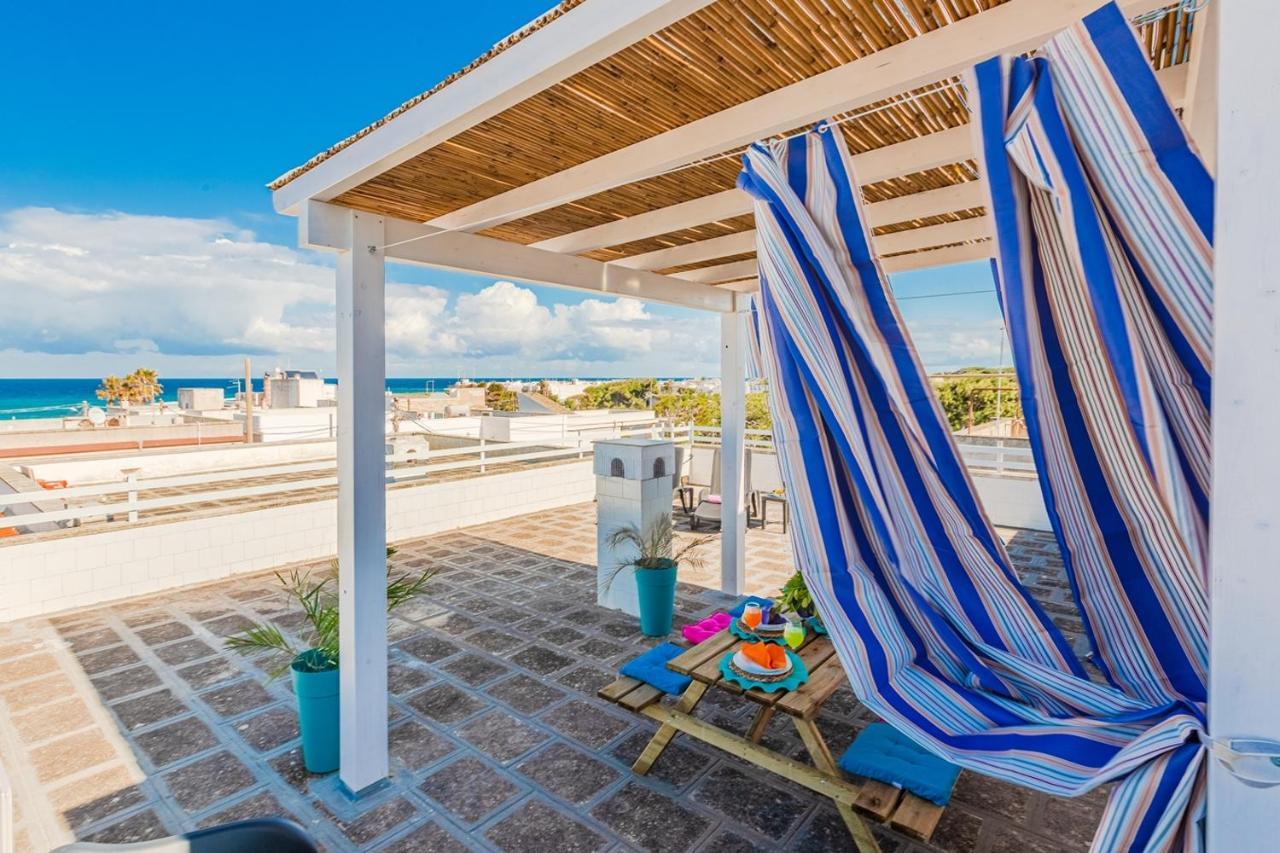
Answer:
[0, 0, 1004, 378]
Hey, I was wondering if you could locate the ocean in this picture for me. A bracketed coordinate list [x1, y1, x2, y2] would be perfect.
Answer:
[0, 377, 604, 421]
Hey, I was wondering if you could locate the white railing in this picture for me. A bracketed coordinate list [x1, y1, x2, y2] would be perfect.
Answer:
[655, 421, 775, 451]
[0, 438, 593, 535]
[954, 438, 1036, 475]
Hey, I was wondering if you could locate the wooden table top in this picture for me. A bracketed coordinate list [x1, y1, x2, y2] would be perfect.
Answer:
[665, 625, 846, 720]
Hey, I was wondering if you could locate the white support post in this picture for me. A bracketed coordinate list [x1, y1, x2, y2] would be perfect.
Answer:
[1208, 0, 1280, 846]
[719, 309, 748, 595]
[335, 209, 388, 796]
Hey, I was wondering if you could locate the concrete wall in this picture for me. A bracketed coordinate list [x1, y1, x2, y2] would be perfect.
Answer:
[0, 460, 595, 623]
[21, 440, 338, 485]
[971, 473, 1050, 532]
[0, 423, 245, 458]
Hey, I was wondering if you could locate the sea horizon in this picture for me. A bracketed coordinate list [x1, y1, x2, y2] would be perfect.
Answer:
[0, 376, 695, 420]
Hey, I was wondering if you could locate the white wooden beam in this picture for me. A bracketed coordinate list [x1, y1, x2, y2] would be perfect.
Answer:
[614, 180, 993, 272]
[303, 201, 735, 313]
[874, 216, 992, 255]
[668, 216, 992, 282]
[423, 0, 1169, 234]
[1183, 1, 1218, 171]
[335, 209, 389, 796]
[676, 259, 759, 285]
[532, 189, 748, 254]
[719, 310, 748, 595]
[1208, 0, 1280, 845]
[618, 230, 756, 270]
[880, 241, 993, 273]
[271, 0, 717, 214]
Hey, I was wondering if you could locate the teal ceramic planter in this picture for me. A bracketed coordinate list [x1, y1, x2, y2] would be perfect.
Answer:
[634, 560, 677, 636]
[291, 650, 339, 773]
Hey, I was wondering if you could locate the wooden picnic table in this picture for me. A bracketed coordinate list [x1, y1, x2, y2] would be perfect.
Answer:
[598, 627, 945, 852]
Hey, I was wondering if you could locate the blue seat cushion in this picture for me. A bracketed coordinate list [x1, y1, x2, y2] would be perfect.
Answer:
[728, 595, 774, 617]
[620, 642, 692, 695]
[838, 723, 961, 806]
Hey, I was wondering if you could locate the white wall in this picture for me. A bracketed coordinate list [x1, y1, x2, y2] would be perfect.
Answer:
[971, 473, 1050, 532]
[0, 460, 594, 623]
[21, 440, 338, 485]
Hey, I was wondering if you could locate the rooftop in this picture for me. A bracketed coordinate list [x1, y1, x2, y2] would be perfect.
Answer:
[0, 501, 1097, 853]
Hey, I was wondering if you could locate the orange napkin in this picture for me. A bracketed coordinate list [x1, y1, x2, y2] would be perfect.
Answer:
[742, 642, 787, 670]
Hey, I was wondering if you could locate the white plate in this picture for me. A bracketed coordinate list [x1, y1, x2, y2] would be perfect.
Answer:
[732, 650, 793, 677]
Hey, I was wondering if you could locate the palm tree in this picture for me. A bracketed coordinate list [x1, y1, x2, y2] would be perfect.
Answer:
[95, 375, 127, 407]
[124, 368, 163, 405]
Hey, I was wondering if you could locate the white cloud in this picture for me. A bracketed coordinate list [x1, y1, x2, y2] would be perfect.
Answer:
[0, 207, 721, 378]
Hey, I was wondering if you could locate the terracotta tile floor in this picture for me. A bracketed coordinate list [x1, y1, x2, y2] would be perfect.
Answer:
[0, 502, 1099, 852]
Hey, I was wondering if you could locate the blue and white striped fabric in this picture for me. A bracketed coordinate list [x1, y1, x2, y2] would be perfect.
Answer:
[737, 4, 1208, 850]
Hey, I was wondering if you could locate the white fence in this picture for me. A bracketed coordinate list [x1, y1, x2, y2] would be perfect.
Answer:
[954, 439, 1036, 475]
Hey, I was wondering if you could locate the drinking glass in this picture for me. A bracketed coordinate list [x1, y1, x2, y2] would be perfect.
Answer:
[783, 618, 805, 650]
[741, 603, 762, 631]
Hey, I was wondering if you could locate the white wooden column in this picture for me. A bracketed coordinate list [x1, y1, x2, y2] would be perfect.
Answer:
[719, 309, 748, 594]
[335, 209, 388, 795]
[1209, 0, 1280, 846]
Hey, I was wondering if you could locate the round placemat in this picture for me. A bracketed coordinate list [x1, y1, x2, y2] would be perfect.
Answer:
[718, 648, 809, 693]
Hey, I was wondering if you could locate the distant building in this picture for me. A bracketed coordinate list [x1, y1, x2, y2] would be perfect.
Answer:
[262, 369, 333, 409]
[177, 387, 225, 411]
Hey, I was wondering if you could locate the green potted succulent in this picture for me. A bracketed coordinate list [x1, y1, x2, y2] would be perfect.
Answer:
[778, 570, 824, 631]
[606, 515, 712, 636]
[226, 549, 432, 773]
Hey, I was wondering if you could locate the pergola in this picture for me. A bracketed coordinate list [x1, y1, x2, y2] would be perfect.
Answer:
[268, 1, 1278, 847]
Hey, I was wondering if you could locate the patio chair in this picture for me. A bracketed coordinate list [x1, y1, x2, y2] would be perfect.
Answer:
[678, 445, 716, 514]
[52, 818, 318, 853]
[690, 449, 750, 530]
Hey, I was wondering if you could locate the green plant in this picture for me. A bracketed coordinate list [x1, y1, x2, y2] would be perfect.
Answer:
[225, 547, 433, 679]
[603, 515, 713, 588]
[777, 571, 816, 618]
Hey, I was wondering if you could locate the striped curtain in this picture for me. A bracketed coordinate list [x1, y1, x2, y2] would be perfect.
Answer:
[737, 5, 1208, 850]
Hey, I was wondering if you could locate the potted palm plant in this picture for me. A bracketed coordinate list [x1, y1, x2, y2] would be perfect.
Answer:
[226, 549, 431, 773]
[606, 515, 711, 636]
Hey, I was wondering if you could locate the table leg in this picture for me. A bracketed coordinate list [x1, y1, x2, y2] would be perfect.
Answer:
[745, 705, 776, 744]
[781, 500, 788, 535]
[633, 681, 708, 774]
[793, 718, 881, 853]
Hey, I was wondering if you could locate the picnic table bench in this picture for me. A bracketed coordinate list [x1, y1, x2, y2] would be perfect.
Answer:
[598, 627, 945, 852]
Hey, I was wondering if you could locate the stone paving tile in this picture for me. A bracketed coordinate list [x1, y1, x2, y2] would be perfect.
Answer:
[439, 652, 510, 686]
[199, 678, 276, 718]
[76, 644, 143, 675]
[387, 720, 456, 771]
[540, 699, 631, 749]
[379, 821, 470, 853]
[690, 765, 810, 842]
[135, 621, 193, 645]
[610, 730, 710, 788]
[418, 756, 521, 824]
[62, 627, 122, 653]
[29, 730, 117, 784]
[175, 656, 241, 690]
[387, 661, 432, 695]
[81, 809, 170, 844]
[406, 682, 487, 725]
[456, 709, 549, 764]
[50, 767, 146, 831]
[483, 673, 567, 715]
[235, 707, 300, 752]
[199, 790, 296, 827]
[92, 664, 162, 701]
[12, 697, 94, 743]
[328, 796, 419, 847]
[517, 742, 620, 806]
[112, 689, 189, 731]
[153, 637, 217, 666]
[484, 798, 608, 853]
[592, 782, 713, 853]
[398, 634, 461, 664]
[135, 716, 219, 767]
[0, 651, 59, 682]
[2, 671, 77, 713]
[509, 644, 577, 675]
[162, 750, 256, 813]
